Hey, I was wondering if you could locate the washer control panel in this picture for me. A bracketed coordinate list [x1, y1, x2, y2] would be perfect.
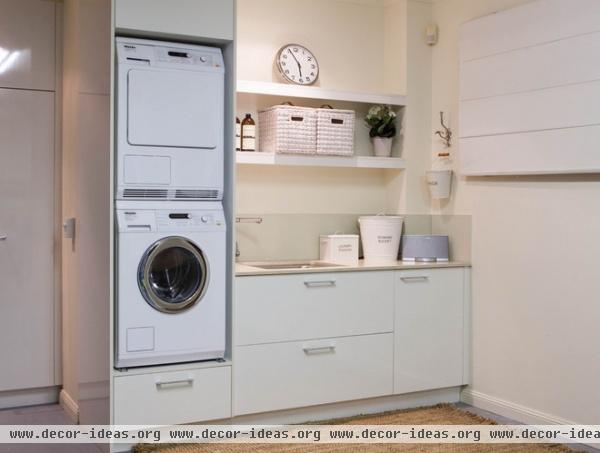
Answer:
[117, 208, 226, 232]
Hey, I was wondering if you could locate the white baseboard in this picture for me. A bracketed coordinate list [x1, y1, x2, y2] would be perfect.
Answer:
[461, 389, 600, 450]
[460, 388, 575, 425]
[0, 386, 59, 410]
[59, 389, 79, 423]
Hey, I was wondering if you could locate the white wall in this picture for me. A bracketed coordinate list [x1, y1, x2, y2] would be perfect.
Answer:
[237, 0, 389, 92]
[385, 0, 433, 215]
[237, 166, 388, 214]
[431, 0, 600, 423]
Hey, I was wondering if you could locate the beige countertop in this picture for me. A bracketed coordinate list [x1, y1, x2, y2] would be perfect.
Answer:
[236, 259, 471, 276]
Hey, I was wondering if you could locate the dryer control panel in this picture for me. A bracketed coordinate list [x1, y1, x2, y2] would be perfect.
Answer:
[116, 37, 224, 71]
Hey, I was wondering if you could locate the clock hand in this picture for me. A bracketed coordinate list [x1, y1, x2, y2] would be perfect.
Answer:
[287, 49, 300, 64]
[288, 49, 302, 77]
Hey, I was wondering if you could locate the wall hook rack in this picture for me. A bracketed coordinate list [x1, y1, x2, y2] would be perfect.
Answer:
[435, 111, 452, 149]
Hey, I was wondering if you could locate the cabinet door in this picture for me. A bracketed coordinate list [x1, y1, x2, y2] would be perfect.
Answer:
[0, 89, 55, 391]
[394, 268, 466, 394]
[115, 0, 234, 41]
[0, 0, 55, 90]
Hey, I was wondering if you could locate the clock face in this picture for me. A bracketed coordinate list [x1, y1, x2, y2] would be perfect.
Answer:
[276, 44, 319, 85]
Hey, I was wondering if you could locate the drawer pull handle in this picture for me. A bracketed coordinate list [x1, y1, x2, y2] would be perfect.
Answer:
[400, 276, 429, 282]
[304, 280, 336, 288]
[303, 345, 336, 355]
[155, 378, 194, 389]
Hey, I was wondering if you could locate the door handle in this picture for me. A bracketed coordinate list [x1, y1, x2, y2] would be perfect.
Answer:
[155, 378, 194, 389]
[400, 276, 429, 282]
[302, 345, 336, 355]
[304, 280, 336, 288]
[63, 218, 76, 239]
[0, 235, 7, 241]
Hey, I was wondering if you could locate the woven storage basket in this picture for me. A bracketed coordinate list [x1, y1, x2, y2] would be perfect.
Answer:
[258, 105, 317, 154]
[316, 107, 355, 156]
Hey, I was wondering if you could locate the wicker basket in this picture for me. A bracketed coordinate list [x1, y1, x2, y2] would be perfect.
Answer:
[258, 105, 317, 154]
[316, 107, 355, 156]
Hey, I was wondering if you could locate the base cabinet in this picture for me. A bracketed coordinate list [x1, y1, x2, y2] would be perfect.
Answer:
[113, 365, 231, 425]
[394, 268, 468, 394]
[232, 266, 469, 418]
[234, 333, 393, 415]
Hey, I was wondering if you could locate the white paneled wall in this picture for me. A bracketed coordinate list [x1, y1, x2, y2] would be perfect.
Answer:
[459, 0, 600, 175]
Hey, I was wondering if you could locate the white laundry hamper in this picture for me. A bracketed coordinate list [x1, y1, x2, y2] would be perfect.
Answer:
[358, 215, 404, 263]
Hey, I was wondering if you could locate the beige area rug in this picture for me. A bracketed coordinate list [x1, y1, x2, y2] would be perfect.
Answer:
[132, 404, 578, 453]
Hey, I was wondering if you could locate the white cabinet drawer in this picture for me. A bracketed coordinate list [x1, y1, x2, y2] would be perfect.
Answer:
[234, 333, 393, 415]
[235, 271, 394, 345]
[394, 268, 467, 394]
[113, 366, 231, 425]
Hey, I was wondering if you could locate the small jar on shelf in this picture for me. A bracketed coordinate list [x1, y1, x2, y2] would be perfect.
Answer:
[235, 116, 241, 151]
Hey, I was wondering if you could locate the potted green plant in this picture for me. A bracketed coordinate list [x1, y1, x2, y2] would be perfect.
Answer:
[365, 105, 397, 157]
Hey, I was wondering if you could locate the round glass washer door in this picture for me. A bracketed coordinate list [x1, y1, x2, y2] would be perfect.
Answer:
[138, 236, 209, 313]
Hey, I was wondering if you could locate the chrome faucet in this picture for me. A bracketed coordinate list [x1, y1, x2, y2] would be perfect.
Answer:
[235, 217, 263, 261]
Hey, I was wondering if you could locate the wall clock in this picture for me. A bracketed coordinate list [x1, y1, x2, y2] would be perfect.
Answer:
[275, 43, 319, 85]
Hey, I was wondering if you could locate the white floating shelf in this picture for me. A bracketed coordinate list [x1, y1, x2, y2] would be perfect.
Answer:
[237, 80, 407, 106]
[236, 152, 406, 169]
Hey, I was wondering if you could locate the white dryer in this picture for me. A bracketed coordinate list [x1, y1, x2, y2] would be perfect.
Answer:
[116, 37, 225, 201]
[115, 201, 226, 368]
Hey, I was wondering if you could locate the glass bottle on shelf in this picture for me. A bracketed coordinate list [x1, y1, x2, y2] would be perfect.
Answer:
[241, 113, 256, 152]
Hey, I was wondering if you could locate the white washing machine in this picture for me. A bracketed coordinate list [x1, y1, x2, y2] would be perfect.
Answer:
[116, 37, 225, 201]
[115, 201, 226, 368]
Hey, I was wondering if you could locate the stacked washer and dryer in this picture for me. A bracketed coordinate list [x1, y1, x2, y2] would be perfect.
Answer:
[114, 38, 227, 369]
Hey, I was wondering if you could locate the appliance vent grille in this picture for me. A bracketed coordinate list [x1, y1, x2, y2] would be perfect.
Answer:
[123, 189, 168, 199]
[175, 190, 219, 199]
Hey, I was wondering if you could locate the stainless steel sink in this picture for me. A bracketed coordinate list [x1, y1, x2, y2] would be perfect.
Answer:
[246, 261, 345, 270]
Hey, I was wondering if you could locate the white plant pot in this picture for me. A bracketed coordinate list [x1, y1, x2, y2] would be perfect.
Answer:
[372, 137, 393, 157]
[426, 170, 453, 199]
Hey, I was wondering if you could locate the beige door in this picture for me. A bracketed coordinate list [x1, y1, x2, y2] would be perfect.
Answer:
[0, 88, 56, 391]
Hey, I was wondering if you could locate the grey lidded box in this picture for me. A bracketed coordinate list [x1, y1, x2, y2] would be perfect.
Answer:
[401, 235, 449, 262]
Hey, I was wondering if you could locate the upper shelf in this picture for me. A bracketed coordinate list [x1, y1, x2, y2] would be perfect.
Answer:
[237, 80, 407, 106]
[236, 152, 406, 169]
